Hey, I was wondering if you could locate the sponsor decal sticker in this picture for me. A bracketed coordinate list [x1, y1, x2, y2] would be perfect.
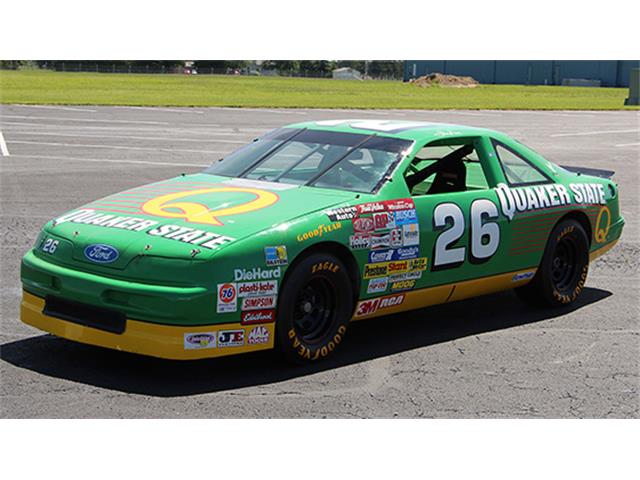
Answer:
[83, 244, 119, 264]
[370, 233, 391, 249]
[217, 283, 237, 313]
[54, 209, 235, 251]
[595, 206, 611, 244]
[367, 277, 389, 294]
[384, 199, 415, 211]
[389, 270, 423, 282]
[352, 217, 374, 233]
[184, 332, 216, 350]
[512, 271, 535, 282]
[146, 224, 234, 249]
[401, 223, 419, 246]
[326, 206, 358, 221]
[355, 293, 405, 318]
[237, 280, 278, 297]
[141, 187, 279, 226]
[569, 183, 607, 205]
[241, 309, 276, 325]
[242, 295, 277, 311]
[264, 245, 288, 266]
[387, 260, 409, 274]
[373, 212, 396, 231]
[247, 325, 270, 345]
[390, 279, 416, 292]
[350, 234, 371, 250]
[408, 257, 428, 271]
[393, 209, 418, 225]
[368, 248, 420, 263]
[363, 263, 389, 279]
[394, 246, 420, 260]
[368, 249, 395, 264]
[217, 329, 245, 347]
[391, 228, 403, 247]
[234, 267, 281, 281]
[356, 202, 386, 214]
[496, 182, 606, 222]
[297, 222, 342, 242]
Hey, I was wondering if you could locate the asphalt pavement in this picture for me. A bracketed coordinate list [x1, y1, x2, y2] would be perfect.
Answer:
[1, 104, 638, 418]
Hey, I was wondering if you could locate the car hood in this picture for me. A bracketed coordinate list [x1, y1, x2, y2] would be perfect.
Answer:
[43, 174, 355, 268]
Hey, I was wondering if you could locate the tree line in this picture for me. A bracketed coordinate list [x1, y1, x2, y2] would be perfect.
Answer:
[1, 60, 403, 78]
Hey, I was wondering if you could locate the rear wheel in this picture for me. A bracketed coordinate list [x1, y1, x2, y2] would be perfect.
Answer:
[515, 219, 589, 307]
[275, 253, 353, 364]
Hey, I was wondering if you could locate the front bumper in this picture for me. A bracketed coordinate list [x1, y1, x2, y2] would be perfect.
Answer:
[21, 249, 216, 325]
[20, 291, 274, 360]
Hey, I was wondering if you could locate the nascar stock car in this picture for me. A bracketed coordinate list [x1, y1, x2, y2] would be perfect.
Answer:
[20, 119, 624, 363]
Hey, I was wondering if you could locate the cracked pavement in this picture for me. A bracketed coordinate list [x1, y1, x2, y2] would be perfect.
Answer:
[1, 105, 638, 418]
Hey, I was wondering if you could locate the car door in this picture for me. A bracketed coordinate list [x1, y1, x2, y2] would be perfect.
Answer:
[407, 136, 519, 301]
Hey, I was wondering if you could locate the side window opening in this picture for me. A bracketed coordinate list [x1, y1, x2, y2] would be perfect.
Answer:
[492, 140, 550, 186]
[404, 138, 490, 196]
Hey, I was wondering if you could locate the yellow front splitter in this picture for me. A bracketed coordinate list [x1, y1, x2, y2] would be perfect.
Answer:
[20, 291, 275, 360]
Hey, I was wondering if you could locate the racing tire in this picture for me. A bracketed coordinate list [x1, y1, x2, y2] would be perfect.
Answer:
[515, 219, 590, 307]
[275, 252, 353, 364]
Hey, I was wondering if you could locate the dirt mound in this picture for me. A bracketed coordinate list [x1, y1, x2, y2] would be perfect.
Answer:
[410, 72, 479, 88]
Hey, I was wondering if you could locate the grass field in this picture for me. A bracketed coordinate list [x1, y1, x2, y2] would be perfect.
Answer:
[0, 70, 637, 110]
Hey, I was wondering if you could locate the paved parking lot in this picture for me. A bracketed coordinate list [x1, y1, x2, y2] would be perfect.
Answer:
[1, 104, 638, 418]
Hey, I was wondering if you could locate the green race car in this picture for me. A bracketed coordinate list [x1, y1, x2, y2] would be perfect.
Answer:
[20, 119, 624, 363]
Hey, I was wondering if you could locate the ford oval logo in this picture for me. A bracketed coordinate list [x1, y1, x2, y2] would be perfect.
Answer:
[83, 244, 119, 264]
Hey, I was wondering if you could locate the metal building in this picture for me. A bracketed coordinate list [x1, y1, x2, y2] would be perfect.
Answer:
[403, 61, 639, 87]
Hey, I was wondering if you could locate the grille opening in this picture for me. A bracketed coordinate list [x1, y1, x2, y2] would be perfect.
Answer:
[44, 296, 126, 334]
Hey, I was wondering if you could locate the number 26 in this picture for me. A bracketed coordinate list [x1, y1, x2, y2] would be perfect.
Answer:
[433, 199, 500, 268]
[42, 238, 59, 254]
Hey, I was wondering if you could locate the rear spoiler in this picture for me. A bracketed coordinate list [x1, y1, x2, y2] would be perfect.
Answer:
[560, 165, 615, 179]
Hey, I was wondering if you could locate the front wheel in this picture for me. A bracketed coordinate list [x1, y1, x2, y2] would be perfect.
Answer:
[275, 253, 354, 364]
[515, 218, 590, 307]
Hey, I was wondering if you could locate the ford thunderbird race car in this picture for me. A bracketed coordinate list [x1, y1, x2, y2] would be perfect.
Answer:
[20, 119, 624, 363]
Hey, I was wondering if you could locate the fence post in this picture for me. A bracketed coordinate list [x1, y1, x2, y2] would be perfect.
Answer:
[113, 64, 115, 73]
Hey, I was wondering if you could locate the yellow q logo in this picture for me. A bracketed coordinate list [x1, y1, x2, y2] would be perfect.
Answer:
[141, 187, 279, 226]
[594, 206, 611, 244]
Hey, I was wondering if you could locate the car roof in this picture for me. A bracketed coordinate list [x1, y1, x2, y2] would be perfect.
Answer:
[283, 119, 504, 143]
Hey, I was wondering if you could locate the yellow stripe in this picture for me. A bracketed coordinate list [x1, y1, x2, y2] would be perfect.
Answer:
[20, 291, 274, 360]
[352, 268, 538, 321]
[589, 239, 618, 261]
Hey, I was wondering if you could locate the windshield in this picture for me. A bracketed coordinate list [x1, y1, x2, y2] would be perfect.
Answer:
[204, 128, 413, 193]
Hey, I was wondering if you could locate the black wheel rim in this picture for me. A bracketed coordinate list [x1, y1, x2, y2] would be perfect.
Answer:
[293, 277, 336, 344]
[551, 236, 578, 291]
